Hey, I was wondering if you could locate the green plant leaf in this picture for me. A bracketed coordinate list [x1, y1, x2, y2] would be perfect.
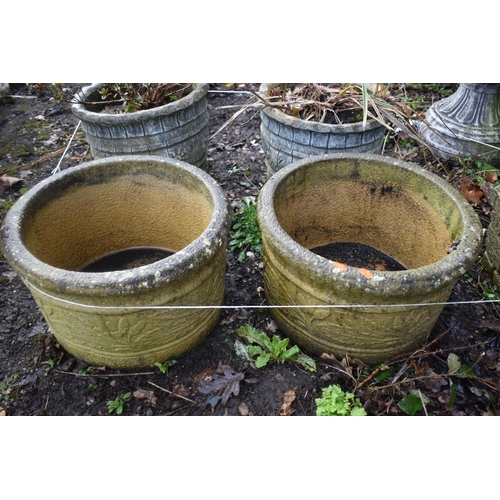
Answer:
[398, 391, 429, 416]
[448, 381, 457, 407]
[374, 368, 392, 382]
[397, 393, 423, 415]
[315, 384, 366, 416]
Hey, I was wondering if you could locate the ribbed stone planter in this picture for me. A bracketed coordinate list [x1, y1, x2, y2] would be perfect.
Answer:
[259, 83, 386, 176]
[483, 185, 500, 287]
[1, 156, 231, 369]
[257, 153, 483, 365]
[72, 83, 210, 170]
[419, 83, 500, 164]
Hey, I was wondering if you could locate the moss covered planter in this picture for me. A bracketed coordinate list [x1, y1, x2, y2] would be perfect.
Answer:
[259, 83, 386, 176]
[72, 83, 210, 170]
[483, 185, 500, 287]
[1, 156, 230, 369]
[257, 153, 483, 365]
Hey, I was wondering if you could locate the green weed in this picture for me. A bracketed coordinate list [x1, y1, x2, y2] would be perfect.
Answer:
[106, 392, 132, 415]
[229, 196, 262, 261]
[43, 359, 56, 376]
[0, 200, 14, 217]
[154, 359, 177, 374]
[315, 384, 367, 416]
[235, 324, 316, 371]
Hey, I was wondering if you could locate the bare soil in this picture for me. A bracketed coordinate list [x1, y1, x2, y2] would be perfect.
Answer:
[1, 83, 499, 416]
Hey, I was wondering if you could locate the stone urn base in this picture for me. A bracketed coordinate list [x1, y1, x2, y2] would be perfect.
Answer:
[257, 153, 483, 365]
[1, 156, 231, 369]
[419, 83, 500, 165]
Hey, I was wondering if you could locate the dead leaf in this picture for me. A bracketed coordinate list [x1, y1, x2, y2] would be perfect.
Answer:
[238, 402, 250, 416]
[197, 363, 245, 408]
[333, 261, 347, 272]
[0, 409, 6, 416]
[279, 389, 296, 416]
[133, 389, 157, 406]
[485, 172, 498, 184]
[460, 182, 483, 205]
[266, 319, 279, 333]
[1, 175, 21, 191]
[172, 384, 191, 398]
[358, 268, 373, 280]
[193, 367, 215, 386]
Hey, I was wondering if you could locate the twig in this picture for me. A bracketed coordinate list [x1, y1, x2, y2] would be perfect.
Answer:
[356, 325, 456, 391]
[147, 381, 198, 404]
[418, 389, 428, 416]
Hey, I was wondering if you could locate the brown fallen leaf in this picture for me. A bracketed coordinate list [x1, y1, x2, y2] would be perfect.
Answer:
[484, 172, 498, 184]
[197, 363, 245, 408]
[266, 319, 279, 333]
[1, 175, 21, 191]
[133, 389, 157, 406]
[238, 402, 250, 416]
[460, 182, 483, 205]
[279, 389, 296, 416]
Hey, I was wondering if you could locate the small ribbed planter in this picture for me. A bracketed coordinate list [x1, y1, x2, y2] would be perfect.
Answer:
[484, 185, 500, 287]
[257, 153, 483, 365]
[259, 83, 386, 176]
[1, 156, 231, 369]
[72, 83, 210, 170]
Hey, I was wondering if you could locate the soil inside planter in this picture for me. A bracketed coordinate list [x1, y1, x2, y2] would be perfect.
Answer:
[79, 246, 175, 272]
[309, 242, 407, 271]
[82, 83, 194, 114]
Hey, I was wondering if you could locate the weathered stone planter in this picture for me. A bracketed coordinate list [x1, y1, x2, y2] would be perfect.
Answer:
[72, 83, 210, 170]
[259, 83, 386, 176]
[419, 83, 500, 165]
[1, 156, 231, 369]
[257, 153, 483, 364]
[483, 185, 500, 287]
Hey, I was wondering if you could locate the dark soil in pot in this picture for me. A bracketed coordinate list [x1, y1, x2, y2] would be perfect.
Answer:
[0, 83, 499, 416]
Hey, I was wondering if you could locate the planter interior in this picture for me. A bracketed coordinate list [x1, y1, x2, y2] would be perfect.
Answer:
[258, 153, 483, 364]
[1, 156, 230, 369]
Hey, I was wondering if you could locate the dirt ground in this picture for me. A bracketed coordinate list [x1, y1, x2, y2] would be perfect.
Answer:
[1, 83, 499, 416]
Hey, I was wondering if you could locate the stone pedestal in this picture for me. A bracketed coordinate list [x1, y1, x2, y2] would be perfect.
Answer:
[419, 84, 500, 165]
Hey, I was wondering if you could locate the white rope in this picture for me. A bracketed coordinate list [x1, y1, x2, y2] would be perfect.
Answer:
[24, 278, 500, 311]
[51, 120, 81, 175]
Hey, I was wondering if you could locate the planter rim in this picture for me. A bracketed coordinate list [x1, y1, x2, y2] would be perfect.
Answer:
[71, 83, 209, 125]
[259, 83, 385, 133]
[258, 152, 483, 293]
[1, 155, 229, 297]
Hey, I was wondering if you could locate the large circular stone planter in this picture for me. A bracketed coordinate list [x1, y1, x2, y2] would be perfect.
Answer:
[72, 83, 210, 170]
[1, 156, 231, 369]
[257, 153, 483, 365]
[259, 83, 386, 176]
